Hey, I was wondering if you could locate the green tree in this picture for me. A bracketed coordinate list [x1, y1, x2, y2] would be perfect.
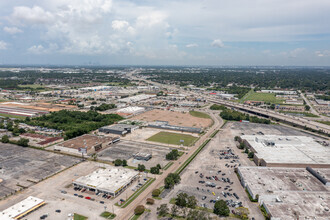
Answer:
[152, 189, 161, 197]
[114, 159, 122, 166]
[1, 135, 9, 143]
[17, 138, 29, 147]
[137, 164, 145, 172]
[134, 205, 145, 215]
[164, 173, 181, 189]
[175, 193, 188, 207]
[157, 204, 169, 217]
[156, 164, 162, 169]
[150, 166, 160, 174]
[166, 149, 180, 160]
[171, 205, 179, 217]
[122, 159, 127, 166]
[214, 200, 230, 217]
[187, 195, 197, 209]
[248, 152, 254, 158]
[305, 105, 310, 111]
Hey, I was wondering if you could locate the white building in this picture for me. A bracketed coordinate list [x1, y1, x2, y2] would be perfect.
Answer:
[73, 166, 139, 197]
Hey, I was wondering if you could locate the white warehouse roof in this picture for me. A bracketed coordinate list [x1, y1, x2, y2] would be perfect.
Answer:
[0, 196, 45, 220]
[73, 166, 139, 195]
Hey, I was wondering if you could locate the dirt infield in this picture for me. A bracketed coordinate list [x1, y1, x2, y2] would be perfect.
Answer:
[131, 109, 212, 128]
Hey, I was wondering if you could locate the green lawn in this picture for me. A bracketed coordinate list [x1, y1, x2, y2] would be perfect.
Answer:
[147, 132, 198, 146]
[317, 120, 330, 126]
[189, 111, 211, 119]
[280, 111, 319, 118]
[100, 211, 116, 219]
[74, 213, 88, 220]
[0, 113, 26, 119]
[241, 91, 284, 104]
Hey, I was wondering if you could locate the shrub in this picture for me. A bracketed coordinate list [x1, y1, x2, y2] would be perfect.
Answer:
[152, 189, 161, 197]
[146, 198, 155, 205]
[134, 205, 145, 215]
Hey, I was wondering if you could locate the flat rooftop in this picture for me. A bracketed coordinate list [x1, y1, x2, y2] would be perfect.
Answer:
[57, 134, 114, 150]
[242, 135, 330, 166]
[263, 191, 330, 219]
[73, 166, 139, 194]
[0, 196, 44, 220]
[238, 166, 330, 196]
[101, 124, 138, 132]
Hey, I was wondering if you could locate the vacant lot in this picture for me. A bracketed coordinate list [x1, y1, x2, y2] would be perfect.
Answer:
[241, 91, 284, 104]
[131, 109, 212, 128]
[147, 131, 198, 146]
[97, 140, 174, 168]
[0, 143, 80, 199]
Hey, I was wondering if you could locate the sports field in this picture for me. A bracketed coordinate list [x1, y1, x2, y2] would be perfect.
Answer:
[147, 131, 198, 146]
[241, 91, 284, 104]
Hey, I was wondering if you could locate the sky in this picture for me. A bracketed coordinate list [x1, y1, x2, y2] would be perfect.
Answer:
[0, 0, 330, 66]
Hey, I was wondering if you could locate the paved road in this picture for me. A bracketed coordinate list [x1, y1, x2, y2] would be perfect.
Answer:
[118, 110, 223, 220]
[208, 98, 330, 136]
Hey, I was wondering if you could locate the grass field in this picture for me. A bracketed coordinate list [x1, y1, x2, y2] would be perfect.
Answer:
[241, 91, 284, 104]
[147, 131, 198, 146]
[280, 111, 319, 118]
[100, 211, 116, 219]
[317, 120, 330, 126]
[74, 213, 88, 220]
[0, 113, 26, 119]
[189, 111, 211, 119]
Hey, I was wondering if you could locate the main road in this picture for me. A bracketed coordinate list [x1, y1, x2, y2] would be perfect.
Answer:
[118, 110, 223, 220]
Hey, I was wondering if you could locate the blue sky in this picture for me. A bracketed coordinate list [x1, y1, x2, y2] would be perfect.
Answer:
[0, 0, 330, 66]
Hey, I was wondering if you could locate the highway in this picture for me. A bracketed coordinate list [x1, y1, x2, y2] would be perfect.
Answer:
[207, 98, 330, 136]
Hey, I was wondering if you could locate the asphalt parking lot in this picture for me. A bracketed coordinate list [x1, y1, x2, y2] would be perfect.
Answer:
[0, 143, 80, 199]
[162, 121, 264, 219]
[97, 140, 176, 169]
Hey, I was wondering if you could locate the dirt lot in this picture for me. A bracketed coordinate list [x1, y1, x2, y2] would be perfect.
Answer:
[0, 161, 149, 220]
[0, 143, 80, 199]
[1, 101, 76, 112]
[97, 140, 175, 169]
[131, 109, 212, 128]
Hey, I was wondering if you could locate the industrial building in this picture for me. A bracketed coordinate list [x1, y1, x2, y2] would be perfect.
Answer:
[133, 152, 152, 161]
[0, 196, 45, 220]
[54, 134, 119, 155]
[241, 135, 330, 168]
[237, 166, 330, 220]
[148, 121, 202, 133]
[118, 94, 156, 103]
[98, 124, 139, 136]
[73, 166, 139, 197]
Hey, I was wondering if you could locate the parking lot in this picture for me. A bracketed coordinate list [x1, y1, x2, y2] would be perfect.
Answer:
[0, 143, 80, 199]
[0, 161, 148, 220]
[161, 121, 264, 219]
[97, 140, 176, 169]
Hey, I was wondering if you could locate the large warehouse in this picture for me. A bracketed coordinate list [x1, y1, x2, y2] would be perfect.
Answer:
[54, 134, 119, 155]
[148, 121, 202, 133]
[73, 166, 139, 197]
[241, 135, 330, 168]
[0, 196, 45, 220]
[237, 166, 330, 220]
[98, 124, 139, 136]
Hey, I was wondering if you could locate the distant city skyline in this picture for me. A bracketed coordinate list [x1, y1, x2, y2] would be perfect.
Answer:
[0, 0, 330, 66]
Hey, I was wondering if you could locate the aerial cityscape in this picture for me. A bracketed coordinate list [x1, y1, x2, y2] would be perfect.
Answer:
[0, 1, 329, 220]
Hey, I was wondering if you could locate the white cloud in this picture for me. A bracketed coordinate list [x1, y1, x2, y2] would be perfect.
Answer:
[11, 6, 54, 25]
[315, 50, 330, 57]
[0, 41, 8, 50]
[27, 43, 58, 54]
[186, 43, 198, 48]
[112, 20, 129, 30]
[3, 26, 23, 34]
[289, 48, 305, 57]
[211, 39, 224, 48]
